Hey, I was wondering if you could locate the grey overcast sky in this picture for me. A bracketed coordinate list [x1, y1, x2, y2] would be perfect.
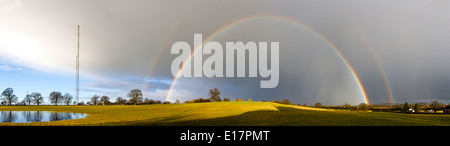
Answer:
[1, 0, 450, 105]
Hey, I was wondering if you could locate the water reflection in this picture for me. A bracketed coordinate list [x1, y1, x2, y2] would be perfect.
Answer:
[0, 111, 87, 123]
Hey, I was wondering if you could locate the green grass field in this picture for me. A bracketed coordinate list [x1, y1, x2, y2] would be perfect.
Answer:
[0, 102, 449, 126]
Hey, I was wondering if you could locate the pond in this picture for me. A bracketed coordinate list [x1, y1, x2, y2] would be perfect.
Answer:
[0, 111, 87, 123]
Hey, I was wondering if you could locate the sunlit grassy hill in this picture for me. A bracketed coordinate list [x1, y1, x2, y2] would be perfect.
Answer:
[1, 101, 450, 126]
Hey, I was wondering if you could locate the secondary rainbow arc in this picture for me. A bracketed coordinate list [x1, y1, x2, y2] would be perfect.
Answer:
[354, 27, 395, 104]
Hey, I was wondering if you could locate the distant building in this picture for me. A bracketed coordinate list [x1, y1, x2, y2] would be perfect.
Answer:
[444, 106, 450, 114]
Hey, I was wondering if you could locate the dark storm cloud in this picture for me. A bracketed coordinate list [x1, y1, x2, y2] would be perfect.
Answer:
[1, 0, 450, 105]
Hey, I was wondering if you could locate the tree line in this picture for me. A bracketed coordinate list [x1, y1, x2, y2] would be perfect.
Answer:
[6, 86, 445, 113]
[86, 89, 172, 105]
[0, 88, 177, 106]
[1, 87, 295, 106]
[309, 100, 448, 113]
[1, 87, 69, 106]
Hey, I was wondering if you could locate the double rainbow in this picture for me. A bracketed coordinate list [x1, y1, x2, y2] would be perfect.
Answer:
[164, 15, 370, 105]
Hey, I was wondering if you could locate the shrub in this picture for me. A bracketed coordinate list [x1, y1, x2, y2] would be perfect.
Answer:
[234, 99, 243, 102]
[271, 100, 280, 104]
[281, 99, 293, 105]
[358, 103, 368, 111]
[184, 98, 211, 103]
[314, 102, 323, 108]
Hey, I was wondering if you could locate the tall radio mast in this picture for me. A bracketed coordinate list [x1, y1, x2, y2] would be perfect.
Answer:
[76, 25, 80, 104]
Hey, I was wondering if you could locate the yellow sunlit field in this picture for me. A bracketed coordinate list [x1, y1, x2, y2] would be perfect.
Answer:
[1, 102, 450, 126]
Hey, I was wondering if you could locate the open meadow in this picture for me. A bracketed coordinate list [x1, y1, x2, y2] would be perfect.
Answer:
[1, 102, 450, 126]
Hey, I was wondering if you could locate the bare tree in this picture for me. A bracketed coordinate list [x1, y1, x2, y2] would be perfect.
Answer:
[24, 94, 32, 105]
[49, 92, 63, 105]
[430, 100, 442, 113]
[100, 96, 110, 105]
[31, 92, 44, 106]
[115, 97, 127, 105]
[127, 89, 143, 105]
[63, 93, 73, 105]
[90, 95, 100, 105]
[2, 88, 18, 105]
[208, 88, 221, 102]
